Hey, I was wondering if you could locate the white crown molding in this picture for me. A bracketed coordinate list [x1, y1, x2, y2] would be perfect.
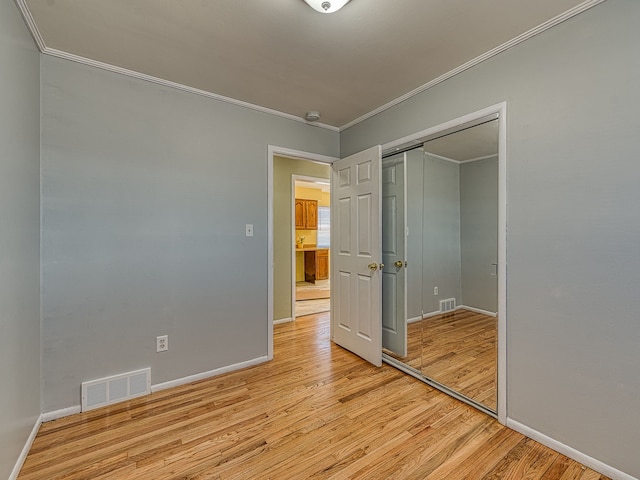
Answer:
[13, 0, 46, 51]
[12, 0, 339, 133]
[339, 0, 607, 131]
[43, 47, 341, 132]
[459, 153, 498, 164]
[424, 151, 460, 164]
[14, 0, 604, 138]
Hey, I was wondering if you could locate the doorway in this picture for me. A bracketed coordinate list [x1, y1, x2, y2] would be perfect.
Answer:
[292, 176, 331, 318]
[267, 146, 337, 361]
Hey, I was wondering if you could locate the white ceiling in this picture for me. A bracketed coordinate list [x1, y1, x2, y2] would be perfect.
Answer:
[424, 119, 498, 162]
[23, 0, 595, 128]
[296, 179, 330, 192]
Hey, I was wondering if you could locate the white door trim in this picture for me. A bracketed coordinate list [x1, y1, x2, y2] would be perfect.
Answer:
[267, 146, 337, 360]
[381, 101, 508, 425]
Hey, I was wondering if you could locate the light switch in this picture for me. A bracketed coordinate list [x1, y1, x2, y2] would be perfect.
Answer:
[246, 224, 254, 237]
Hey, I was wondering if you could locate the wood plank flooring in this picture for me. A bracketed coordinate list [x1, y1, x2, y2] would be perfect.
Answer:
[386, 309, 497, 411]
[19, 313, 608, 479]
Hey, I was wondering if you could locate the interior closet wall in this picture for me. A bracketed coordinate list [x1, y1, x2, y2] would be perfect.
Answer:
[422, 154, 461, 314]
[460, 157, 498, 312]
[406, 149, 424, 321]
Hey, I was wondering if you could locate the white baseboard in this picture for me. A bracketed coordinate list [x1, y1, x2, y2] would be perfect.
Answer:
[407, 315, 422, 324]
[151, 356, 270, 393]
[422, 310, 442, 319]
[506, 419, 637, 480]
[42, 405, 82, 423]
[457, 305, 497, 317]
[273, 317, 294, 325]
[9, 414, 42, 480]
[38, 357, 270, 424]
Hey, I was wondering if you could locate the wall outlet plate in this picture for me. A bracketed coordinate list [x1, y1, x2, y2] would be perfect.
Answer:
[156, 335, 168, 352]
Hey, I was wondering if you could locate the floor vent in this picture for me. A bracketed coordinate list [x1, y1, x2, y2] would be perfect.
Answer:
[439, 298, 456, 313]
[81, 367, 151, 412]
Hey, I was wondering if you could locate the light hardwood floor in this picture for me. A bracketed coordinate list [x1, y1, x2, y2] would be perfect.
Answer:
[19, 313, 608, 479]
[386, 309, 497, 411]
[295, 280, 331, 317]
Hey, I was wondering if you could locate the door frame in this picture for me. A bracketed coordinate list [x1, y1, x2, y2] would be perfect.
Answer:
[380, 102, 508, 424]
[267, 146, 337, 361]
[290, 174, 331, 320]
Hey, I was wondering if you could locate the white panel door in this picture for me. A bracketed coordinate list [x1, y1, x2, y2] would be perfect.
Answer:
[331, 146, 382, 367]
[381, 156, 407, 357]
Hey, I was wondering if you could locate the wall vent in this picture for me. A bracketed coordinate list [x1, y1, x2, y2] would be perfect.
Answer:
[439, 298, 456, 313]
[81, 367, 151, 412]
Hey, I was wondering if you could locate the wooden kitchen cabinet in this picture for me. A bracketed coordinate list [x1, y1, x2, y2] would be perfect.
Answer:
[295, 199, 318, 230]
[316, 249, 329, 280]
[303, 248, 329, 283]
[295, 199, 306, 229]
[304, 200, 318, 229]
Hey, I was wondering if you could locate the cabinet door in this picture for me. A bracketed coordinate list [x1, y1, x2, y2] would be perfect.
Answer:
[316, 249, 329, 280]
[305, 199, 318, 229]
[304, 250, 316, 284]
[295, 199, 305, 229]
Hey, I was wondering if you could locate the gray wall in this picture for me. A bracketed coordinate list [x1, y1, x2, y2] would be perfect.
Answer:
[0, 1, 41, 477]
[40, 55, 338, 411]
[341, 1, 640, 477]
[273, 156, 330, 321]
[422, 154, 461, 314]
[460, 156, 498, 312]
[405, 149, 423, 321]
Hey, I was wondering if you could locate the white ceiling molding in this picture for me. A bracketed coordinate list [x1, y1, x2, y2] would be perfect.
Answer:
[423, 152, 497, 165]
[14, 0, 46, 51]
[339, 0, 607, 131]
[423, 151, 459, 164]
[459, 154, 499, 164]
[14, 0, 605, 132]
[40, 46, 340, 132]
[12, 0, 339, 132]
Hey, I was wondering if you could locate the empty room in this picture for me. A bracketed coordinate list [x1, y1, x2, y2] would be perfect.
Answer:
[2, 0, 638, 479]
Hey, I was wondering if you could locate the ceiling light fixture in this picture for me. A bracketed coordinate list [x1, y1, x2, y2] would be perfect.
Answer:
[303, 0, 351, 14]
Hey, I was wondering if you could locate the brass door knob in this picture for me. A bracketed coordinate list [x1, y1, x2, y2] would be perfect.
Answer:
[368, 263, 378, 271]
[394, 260, 403, 268]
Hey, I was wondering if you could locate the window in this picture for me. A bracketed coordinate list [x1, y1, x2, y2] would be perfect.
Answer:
[317, 206, 330, 248]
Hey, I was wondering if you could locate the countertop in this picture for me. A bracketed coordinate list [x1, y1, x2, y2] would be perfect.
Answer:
[296, 246, 329, 252]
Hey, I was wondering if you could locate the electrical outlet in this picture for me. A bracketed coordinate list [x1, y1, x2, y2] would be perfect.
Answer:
[156, 335, 168, 352]
[434, 286, 439, 296]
